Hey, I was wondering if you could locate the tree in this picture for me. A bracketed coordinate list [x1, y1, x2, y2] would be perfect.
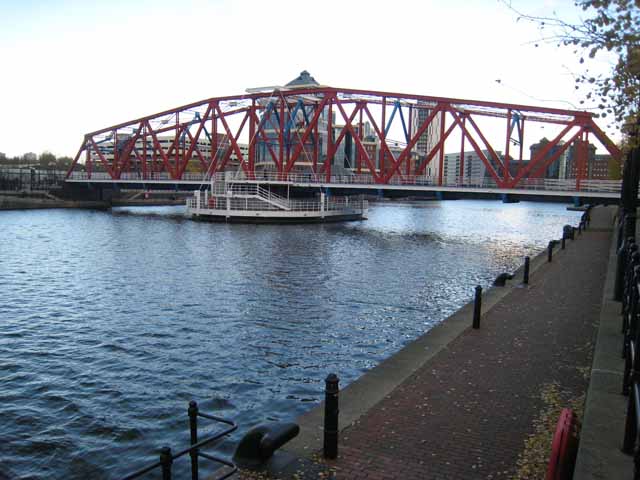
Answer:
[507, 1, 639, 143]
[38, 151, 57, 169]
[56, 156, 73, 170]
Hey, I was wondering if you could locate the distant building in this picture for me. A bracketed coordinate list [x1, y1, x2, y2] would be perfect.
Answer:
[443, 150, 506, 184]
[591, 154, 612, 179]
[255, 71, 329, 174]
[565, 140, 607, 179]
[93, 134, 248, 173]
[525, 138, 614, 180]
[413, 102, 442, 179]
[333, 119, 375, 172]
[529, 138, 567, 179]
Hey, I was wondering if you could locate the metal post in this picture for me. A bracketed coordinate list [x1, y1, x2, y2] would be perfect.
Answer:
[473, 285, 482, 329]
[523, 256, 530, 285]
[617, 238, 636, 301]
[578, 222, 582, 235]
[618, 212, 626, 250]
[623, 385, 638, 454]
[188, 401, 199, 480]
[160, 446, 173, 480]
[324, 373, 339, 459]
[625, 213, 638, 243]
[561, 234, 566, 250]
[624, 347, 632, 395]
[548, 241, 553, 263]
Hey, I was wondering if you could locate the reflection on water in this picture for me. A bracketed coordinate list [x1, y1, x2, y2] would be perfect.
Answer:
[0, 200, 581, 479]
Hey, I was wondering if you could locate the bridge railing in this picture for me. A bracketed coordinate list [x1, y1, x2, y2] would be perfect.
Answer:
[67, 171, 209, 182]
[66, 170, 623, 194]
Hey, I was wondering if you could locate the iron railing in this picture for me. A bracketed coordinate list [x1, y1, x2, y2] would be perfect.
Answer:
[620, 228, 640, 478]
[121, 401, 237, 480]
[0, 168, 67, 191]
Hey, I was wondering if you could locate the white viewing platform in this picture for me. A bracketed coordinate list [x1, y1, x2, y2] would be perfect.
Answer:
[186, 179, 367, 223]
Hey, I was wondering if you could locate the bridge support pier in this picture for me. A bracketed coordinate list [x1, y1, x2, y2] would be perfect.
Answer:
[573, 196, 582, 208]
[501, 194, 518, 204]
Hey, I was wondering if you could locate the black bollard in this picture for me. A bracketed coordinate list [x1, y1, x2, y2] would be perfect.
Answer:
[548, 241, 553, 262]
[578, 222, 582, 235]
[561, 234, 566, 250]
[324, 374, 339, 459]
[523, 256, 530, 285]
[473, 285, 482, 329]
[563, 224, 575, 241]
[160, 446, 173, 480]
[188, 401, 199, 480]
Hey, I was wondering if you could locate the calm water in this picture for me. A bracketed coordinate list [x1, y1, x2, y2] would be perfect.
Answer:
[0, 200, 581, 479]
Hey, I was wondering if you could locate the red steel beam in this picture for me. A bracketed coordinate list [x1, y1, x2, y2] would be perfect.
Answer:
[509, 121, 580, 187]
[333, 100, 380, 180]
[445, 107, 503, 186]
[69, 86, 622, 187]
[382, 106, 441, 182]
[81, 86, 588, 140]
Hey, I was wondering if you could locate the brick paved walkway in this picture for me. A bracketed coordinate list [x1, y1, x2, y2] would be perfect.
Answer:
[328, 220, 612, 479]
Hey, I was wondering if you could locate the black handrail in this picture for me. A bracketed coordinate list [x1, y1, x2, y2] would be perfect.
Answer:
[620, 229, 640, 479]
[121, 401, 237, 480]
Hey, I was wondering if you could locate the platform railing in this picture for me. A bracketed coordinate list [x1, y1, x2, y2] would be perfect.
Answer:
[187, 191, 367, 214]
[121, 400, 237, 480]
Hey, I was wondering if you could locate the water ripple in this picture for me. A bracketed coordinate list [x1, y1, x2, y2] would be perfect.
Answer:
[0, 201, 581, 479]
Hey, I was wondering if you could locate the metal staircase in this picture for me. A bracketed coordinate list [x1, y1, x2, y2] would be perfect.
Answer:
[223, 183, 291, 211]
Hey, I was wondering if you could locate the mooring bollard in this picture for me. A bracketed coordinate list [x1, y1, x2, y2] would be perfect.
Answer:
[523, 256, 530, 285]
[578, 222, 582, 235]
[548, 241, 553, 262]
[188, 401, 199, 480]
[561, 234, 566, 250]
[324, 374, 339, 459]
[473, 285, 482, 329]
[160, 446, 173, 480]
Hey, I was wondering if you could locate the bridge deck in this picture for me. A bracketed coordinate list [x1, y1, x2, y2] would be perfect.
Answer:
[64, 175, 621, 199]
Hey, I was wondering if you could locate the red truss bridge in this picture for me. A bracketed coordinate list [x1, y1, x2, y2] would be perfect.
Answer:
[65, 77, 623, 198]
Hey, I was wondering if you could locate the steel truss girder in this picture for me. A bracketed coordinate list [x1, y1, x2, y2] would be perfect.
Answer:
[67, 87, 622, 190]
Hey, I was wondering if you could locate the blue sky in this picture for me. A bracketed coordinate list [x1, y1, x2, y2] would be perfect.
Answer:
[0, 0, 614, 158]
